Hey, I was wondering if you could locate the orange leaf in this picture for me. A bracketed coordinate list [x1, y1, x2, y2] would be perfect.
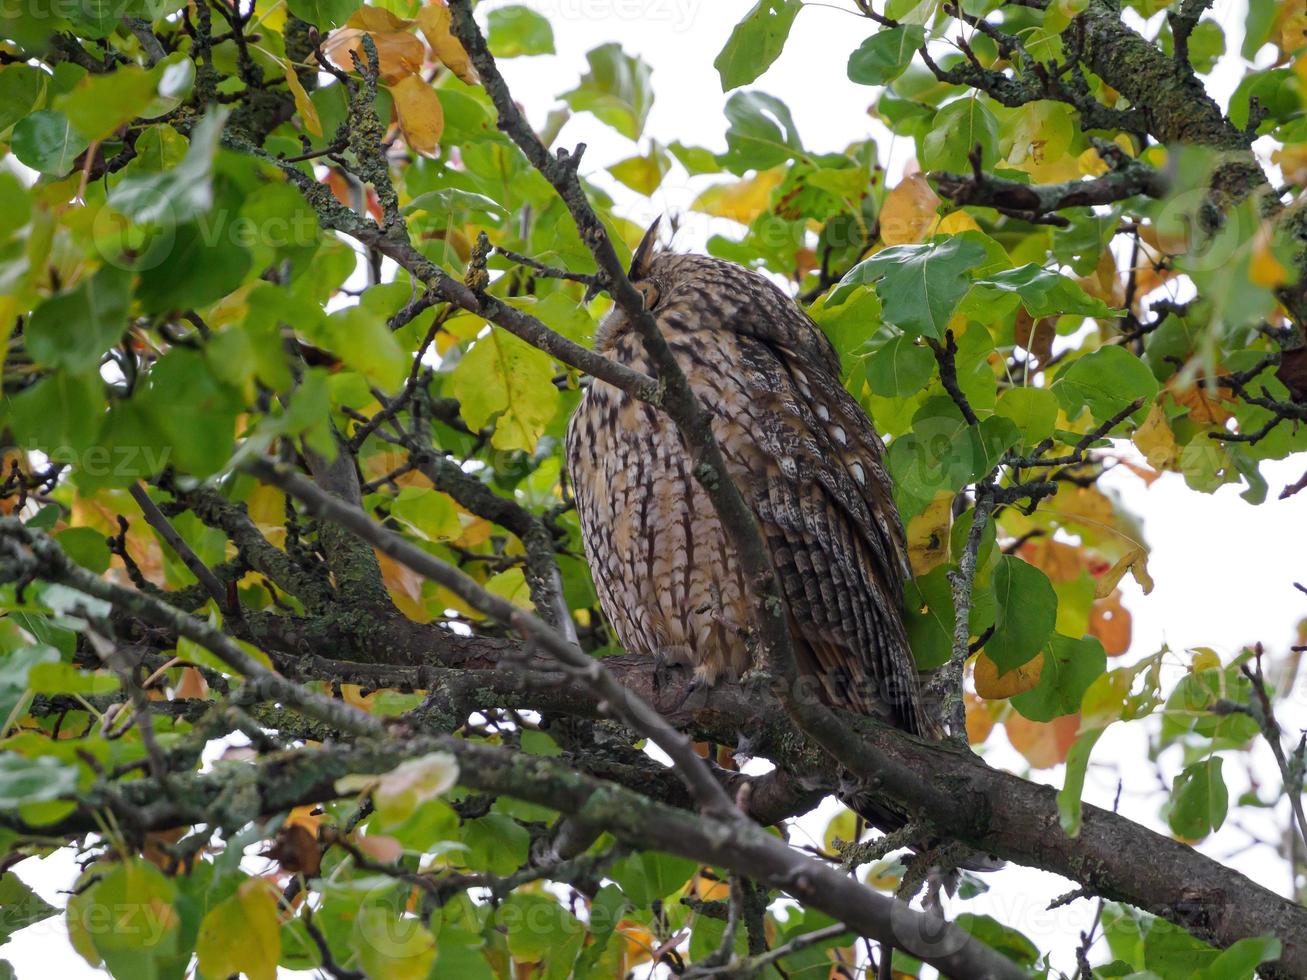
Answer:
[355, 834, 405, 864]
[174, 666, 209, 700]
[1089, 591, 1132, 656]
[391, 74, 444, 156]
[416, 0, 478, 84]
[326, 28, 425, 84]
[1005, 712, 1080, 769]
[879, 173, 940, 245]
[346, 6, 414, 31]
[964, 691, 995, 745]
[974, 651, 1044, 699]
[1017, 538, 1084, 583]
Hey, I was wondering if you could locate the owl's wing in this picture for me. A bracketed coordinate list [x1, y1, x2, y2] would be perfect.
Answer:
[719, 330, 931, 736]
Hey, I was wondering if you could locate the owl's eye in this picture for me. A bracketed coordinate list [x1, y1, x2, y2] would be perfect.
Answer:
[635, 280, 660, 310]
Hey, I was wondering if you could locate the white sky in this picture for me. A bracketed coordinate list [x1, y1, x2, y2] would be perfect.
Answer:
[7, 1, 1307, 977]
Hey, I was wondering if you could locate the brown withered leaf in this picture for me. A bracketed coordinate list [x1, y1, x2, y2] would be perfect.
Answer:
[265, 823, 322, 877]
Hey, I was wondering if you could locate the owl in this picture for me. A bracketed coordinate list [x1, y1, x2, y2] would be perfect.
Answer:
[565, 225, 937, 739]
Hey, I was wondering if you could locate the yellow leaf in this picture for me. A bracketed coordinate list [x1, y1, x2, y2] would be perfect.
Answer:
[347, 6, 414, 31]
[1250, 234, 1288, 288]
[905, 490, 952, 575]
[1133, 403, 1180, 471]
[281, 59, 323, 137]
[390, 73, 444, 156]
[974, 651, 1044, 699]
[1278, 0, 1307, 56]
[879, 173, 941, 245]
[196, 879, 281, 980]
[691, 169, 783, 224]
[936, 209, 981, 235]
[451, 328, 561, 452]
[1006, 103, 1078, 182]
[1095, 546, 1152, 598]
[416, 0, 478, 84]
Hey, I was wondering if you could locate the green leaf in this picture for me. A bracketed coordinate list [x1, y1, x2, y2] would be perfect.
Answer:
[986, 555, 1057, 672]
[8, 370, 107, 458]
[560, 43, 653, 140]
[487, 5, 555, 57]
[1057, 727, 1104, 836]
[404, 188, 507, 225]
[719, 90, 804, 174]
[286, 0, 360, 29]
[829, 236, 987, 338]
[462, 813, 530, 876]
[608, 145, 672, 195]
[1011, 633, 1106, 721]
[26, 265, 132, 373]
[502, 892, 583, 963]
[0, 66, 47, 135]
[1196, 936, 1282, 980]
[54, 65, 159, 142]
[389, 487, 462, 542]
[609, 851, 697, 907]
[26, 662, 120, 696]
[1169, 757, 1228, 840]
[11, 110, 89, 177]
[1053, 345, 1159, 427]
[134, 349, 242, 476]
[995, 386, 1059, 448]
[972, 264, 1118, 319]
[451, 329, 561, 452]
[864, 334, 934, 397]
[320, 306, 409, 392]
[847, 25, 926, 85]
[0, 872, 58, 942]
[67, 859, 180, 977]
[109, 108, 227, 227]
[714, 0, 802, 91]
[1143, 918, 1221, 976]
[0, 753, 78, 808]
[135, 221, 252, 314]
[921, 98, 1000, 173]
[955, 914, 1039, 966]
[668, 141, 720, 175]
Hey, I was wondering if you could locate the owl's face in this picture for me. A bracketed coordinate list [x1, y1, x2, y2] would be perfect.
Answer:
[594, 220, 698, 352]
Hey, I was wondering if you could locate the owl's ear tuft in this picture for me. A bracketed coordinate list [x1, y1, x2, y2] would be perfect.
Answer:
[629, 217, 662, 280]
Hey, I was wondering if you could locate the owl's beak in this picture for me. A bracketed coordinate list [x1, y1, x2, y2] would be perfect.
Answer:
[629, 217, 662, 280]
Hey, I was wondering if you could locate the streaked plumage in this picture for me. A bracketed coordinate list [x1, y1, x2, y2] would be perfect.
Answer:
[565, 232, 934, 737]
